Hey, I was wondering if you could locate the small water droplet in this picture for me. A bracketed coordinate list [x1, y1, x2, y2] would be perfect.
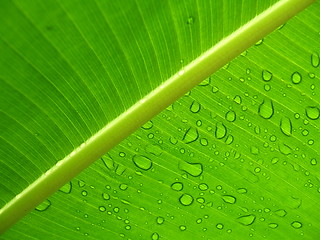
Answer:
[291, 72, 302, 84]
[199, 77, 211, 86]
[190, 101, 201, 113]
[291, 221, 302, 229]
[178, 161, 203, 177]
[59, 182, 72, 194]
[305, 106, 320, 120]
[156, 216, 165, 225]
[212, 86, 219, 93]
[99, 206, 106, 212]
[119, 183, 128, 191]
[145, 144, 163, 156]
[274, 209, 287, 217]
[187, 16, 194, 25]
[78, 180, 86, 188]
[310, 158, 317, 165]
[237, 188, 247, 194]
[179, 225, 187, 231]
[171, 182, 184, 191]
[179, 193, 194, 206]
[35, 199, 51, 211]
[198, 183, 208, 191]
[237, 214, 256, 226]
[255, 39, 264, 46]
[268, 223, 278, 229]
[183, 127, 199, 143]
[151, 232, 159, 240]
[264, 84, 271, 91]
[102, 193, 110, 200]
[142, 120, 153, 130]
[262, 70, 273, 81]
[258, 99, 274, 119]
[250, 146, 259, 155]
[233, 95, 242, 104]
[216, 223, 224, 230]
[279, 143, 292, 155]
[132, 155, 152, 170]
[225, 110, 236, 122]
[311, 52, 320, 67]
[280, 116, 292, 136]
[222, 195, 236, 204]
[81, 190, 88, 196]
[215, 122, 227, 139]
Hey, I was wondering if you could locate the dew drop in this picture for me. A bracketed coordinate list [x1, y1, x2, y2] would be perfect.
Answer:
[279, 143, 292, 155]
[305, 106, 320, 120]
[215, 122, 227, 139]
[225, 110, 236, 122]
[99, 206, 106, 212]
[233, 95, 242, 104]
[250, 146, 259, 155]
[178, 161, 203, 177]
[225, 135, 234, 145]
[199, 77, 211, 86]
[102, 193, 110, 200]
[151, 232, 159, 240]
[190, 101, 201, 113]
[291, 221, 302, 229]
[132, 155, 152, 170]
[274, 209, 287, 217]
[145, 144, 163, 156]
[119, 183, 128, 191]
[78, 180, 86, 188]
[198, 183, 209, 191]
[262, 70, 273, 81]
[81, 190, 88, 196]
[183, 127, 199, 143]
[156, 216, 165, 225]
[187, 16, 194, 25]
[268, 223, 278, 229]
[237, 188, 247, 194]
[179, 193, 194, 206]
[35, 199, 51, 211]
[222, 195, 236, 204]
[179, 225, 187, 231]
[280, 116, 292, 136]
[237, 214, 256, 226]
[59, 182, 72, 194]
[216, 223, 224, 230]
[212, 86, 219, 93]
[142, 120, 153, 130]
[171, 182, 184, 191]
[310, 158, 317, 165]
[258, 99, 274, 119]
[291, 72, 302, 84]
[311, 52, 320, 67]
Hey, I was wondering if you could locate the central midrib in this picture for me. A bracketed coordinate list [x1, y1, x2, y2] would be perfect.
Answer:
[0, 0, 315, 234]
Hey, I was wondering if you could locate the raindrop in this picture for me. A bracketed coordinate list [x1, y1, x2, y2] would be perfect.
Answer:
[216, 223, 224, 230]
[179, 225, 187, 231]
[215, 122, 227, 139]
[101, 156, 114, 170]
[237, 188, 247, 194]
[119, 183, 128, 191]
[81, 190, 88, 197]
[102, 193, 110, 200]
[255, 39, 264, 46]
[225, 135, 234, 145]
[156, 216, 165, 225]
[171, 182, 184, 191]
[262, 70, 273, 81]
[183, 127, 199, 143]
[237, 214, 256, 226]
[310, 158, 317, 165]
[179, 193, 194, 206]
[132, 155, 152, 170]
[35, 199, 51, 211]
[222, 195, 236, 204]
[212, 86, 219, 93]
[142, 120, 153, 130]
[268, 223, 278, 229]
[59, 182, 72, 194]
[305, 106, 320, 120]
[199, 77, 211, 86]
[78, 180, 86, 188]
[250, 146, 259, 155]
[291, 221, 302, 229]
[187, 16, 194, 25]
[258, 99, 274, 119]
[190, 101, 201, 113]
[279, 143, 292, 155]
[280, 117, 292, 136]
[291, 72, 302, 84]
[233, 95, 242, 104]
[287, 196, 301, 209]
[274, 209, 287, 217]
[99, 206, 106, 212]
[178, 161, 203, 177]
[311, 52, 320, 67]
[151, 232, 159, 240]
[225, 110, 236, 122]
[198, 183, 209, 191]
[145, 144, 163, 156]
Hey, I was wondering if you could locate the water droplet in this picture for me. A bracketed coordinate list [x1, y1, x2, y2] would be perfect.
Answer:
[156, 216, 165, 225]
[225, 110, 236, 122]
[291, 221, 302, 229]
[311, 52, 320, 67]
[216, 223, 224, 230]
[142, 120, 153, 130]
[215, 122, 227, 139]
[280, 117, 292, 136]
[81, 190, 88, 196]
[145, 144, 163, 156]
[268, 223, 278, 229]
[291, 72, 302, 84]
[222, 195, 236, 204]
[190, 101, 201, 113]
[101, 156, 114, 170]
[196, 197, 205, 204]
[171, 182, 183, 191]
[102, 193, 110, 200]
[233, 95, 242, 104]
[287, 196, 301, 209]
[199, 77, 211, 86]
[178, 161, 203, 177]
[59, 182, 72, 194]
[132, 155, 152, 170]
[183, 127, 199, 143]
[169, 136, 178, 145]
[305, 106, 320, 120]
[262, 70, 273, 81]
[99, 206, 106, 212]
[212, 86, 219, 93]
[78, 180, 86, 188]
[119, 183, 128, 191]
[187, 16, 194, 25]
[179, 193, 194, 206]
[255, 39, 264, 46]
[310, 158, 317, 165]
[179, 225, 187, 231]
[237, 188, 247, 194]
[258, 99, 274, 119]
[250, 146, 259, 155]
[225, 135, 234, 145]
[237, 214, 256, 226]
[264, 84, 271, 91]
[35, 199, 51, 211]
[274, 209, 287, 217]
[125, 225, 131, 230]
[200, 138, 208, 146]
[279, 143, 292, 155]
[198, 183, 208, 191]
[151, 232, 159, 240]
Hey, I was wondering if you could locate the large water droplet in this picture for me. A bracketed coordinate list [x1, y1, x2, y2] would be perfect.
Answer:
[237, 214, 256, 226]
[222, 195, 236, 204]
[183, 127, 199, 143]
[190, 101, 201, 113]
[179, 193, 194, 206]
[311, 52, 320, 67]
[132, 155, 152, 170]
[215, 122, 227, 139]
[179, 161, 203, 177]
[171, 182, 183, 191]
[59, 182, 72, 194]
[35, 199, 51, 211]
[262, 70, 273, 81]
[280, 117, 292, 136]
[258, 99, 274, 119]
[225, 110, 236, 122]
[291, 72, 302, 84]
[305, 106, 320, 120]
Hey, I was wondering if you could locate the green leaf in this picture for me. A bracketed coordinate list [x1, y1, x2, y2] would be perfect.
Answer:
[1, 0, 319, 239]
